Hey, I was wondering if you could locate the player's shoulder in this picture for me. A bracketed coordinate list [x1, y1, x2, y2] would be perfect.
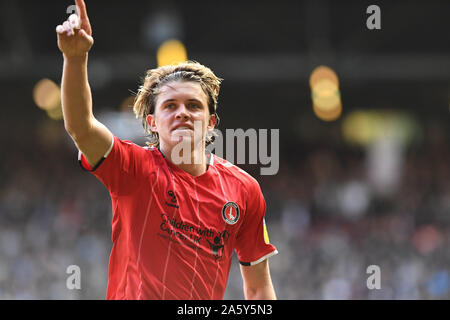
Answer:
[211, 154, 261, 190]
[116, 137, 159, 154]
[113, 137, 162, 165]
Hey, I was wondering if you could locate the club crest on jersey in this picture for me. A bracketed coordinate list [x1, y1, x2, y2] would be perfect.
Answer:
[222, 202, 240, 225]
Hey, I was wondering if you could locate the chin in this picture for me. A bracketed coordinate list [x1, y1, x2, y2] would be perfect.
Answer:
[171, 133, 193, 143]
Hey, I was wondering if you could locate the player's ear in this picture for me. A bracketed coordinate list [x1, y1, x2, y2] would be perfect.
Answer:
[146, 114, 158, 133]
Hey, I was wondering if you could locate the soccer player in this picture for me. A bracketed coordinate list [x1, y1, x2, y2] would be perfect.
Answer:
[56, 0, 278, 300]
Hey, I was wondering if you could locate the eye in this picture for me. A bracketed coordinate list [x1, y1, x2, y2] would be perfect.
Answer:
[166, 103, 176, 109]
[188, 103, 200, 109]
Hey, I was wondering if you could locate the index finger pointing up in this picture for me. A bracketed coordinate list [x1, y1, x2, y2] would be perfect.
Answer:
[75, 0, 88, 21]
[74, 0, 92, 35]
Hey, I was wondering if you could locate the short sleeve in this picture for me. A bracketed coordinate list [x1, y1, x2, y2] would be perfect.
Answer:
[78, 136, 155, 196]
[234, 180, 278, 266]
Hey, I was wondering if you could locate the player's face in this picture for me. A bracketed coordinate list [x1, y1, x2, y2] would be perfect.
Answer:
[146, 81, 216, 150]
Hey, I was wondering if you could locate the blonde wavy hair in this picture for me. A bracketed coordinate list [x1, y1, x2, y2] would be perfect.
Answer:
[133, 61, 223, 147]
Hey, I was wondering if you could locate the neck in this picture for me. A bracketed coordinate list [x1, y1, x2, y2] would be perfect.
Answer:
[160, 142, 208, 176]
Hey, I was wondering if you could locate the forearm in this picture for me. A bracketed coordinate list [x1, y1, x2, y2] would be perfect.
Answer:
[57, 5, 112, 165]
[61, 53, 94, 139]
[244, 283, 277, 300]
[241, 259, 277, 300]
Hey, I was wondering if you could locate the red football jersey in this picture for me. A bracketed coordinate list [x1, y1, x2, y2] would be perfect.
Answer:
[79, 136, 278, 300]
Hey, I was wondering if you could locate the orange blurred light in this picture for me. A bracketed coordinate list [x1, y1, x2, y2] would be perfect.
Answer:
[309, 65, 339, 88]
[157, 39, 188, 67]
[313, 102, 342, 122]
[46, 105, 63, 120]
[33, 78, 61, 110]
[312, 79, 341, 112]
[309, 65, 342, 122]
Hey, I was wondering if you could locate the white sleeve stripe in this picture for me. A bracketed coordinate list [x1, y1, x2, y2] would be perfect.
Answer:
[241, 250, 279, 266]
[104, 135, 114, 158]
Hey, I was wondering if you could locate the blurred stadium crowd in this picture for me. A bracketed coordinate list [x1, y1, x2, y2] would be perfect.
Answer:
[0, 0, 448, 301]
[1, 113, 449, 299]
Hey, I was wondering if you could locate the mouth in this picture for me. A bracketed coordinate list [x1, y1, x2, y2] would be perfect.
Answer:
[172, 125, 194, 132]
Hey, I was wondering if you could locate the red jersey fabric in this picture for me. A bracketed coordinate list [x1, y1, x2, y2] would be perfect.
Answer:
[79, 136, 278, 300]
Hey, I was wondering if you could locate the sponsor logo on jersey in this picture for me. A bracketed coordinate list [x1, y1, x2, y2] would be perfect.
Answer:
[221, 202, 240, 225]
[165, 190, 179, 209]
[206, 230, 230, 262]
[158, 213, 232, 262]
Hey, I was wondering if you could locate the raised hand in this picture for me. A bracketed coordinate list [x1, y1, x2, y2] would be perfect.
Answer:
[56, 0, 94, 58]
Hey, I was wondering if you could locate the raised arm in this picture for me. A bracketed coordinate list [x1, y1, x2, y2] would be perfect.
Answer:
[56, 0, 112, 167]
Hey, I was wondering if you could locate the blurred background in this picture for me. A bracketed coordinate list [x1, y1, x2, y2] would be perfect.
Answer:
[0, 0, 449, 299]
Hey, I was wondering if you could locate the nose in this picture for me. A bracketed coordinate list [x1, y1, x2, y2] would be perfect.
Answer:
[175, 104, 189, 120]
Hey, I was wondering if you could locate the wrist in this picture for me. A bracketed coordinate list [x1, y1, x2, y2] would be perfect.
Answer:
[63, 52, 89, 62]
